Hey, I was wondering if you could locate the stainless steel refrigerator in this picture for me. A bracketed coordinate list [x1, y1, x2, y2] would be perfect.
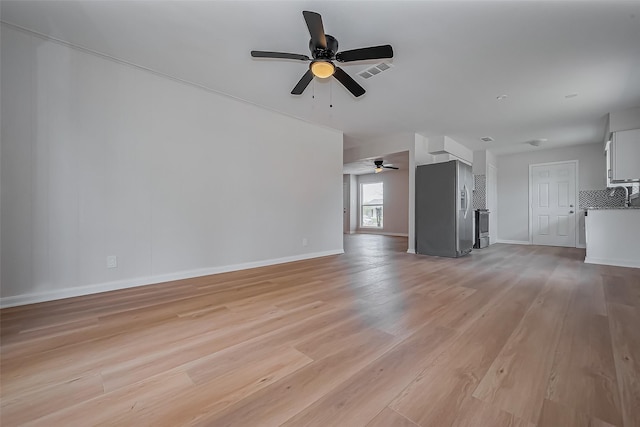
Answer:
[415, 160, 473, 257]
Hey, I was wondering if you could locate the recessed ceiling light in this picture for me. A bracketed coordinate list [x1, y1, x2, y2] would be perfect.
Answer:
[480, 136, 494, 142]
[565, 93, 578, 98]
[496, 95, 508, 101]
[526, 138, 548, 147]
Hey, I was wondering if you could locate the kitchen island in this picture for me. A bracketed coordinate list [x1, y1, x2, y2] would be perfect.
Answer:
[585, 207, 640, 268]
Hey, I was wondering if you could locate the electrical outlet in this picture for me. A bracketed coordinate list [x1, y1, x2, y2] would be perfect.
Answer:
[106, 255, 118, 269]
[302, 238, 308, 247]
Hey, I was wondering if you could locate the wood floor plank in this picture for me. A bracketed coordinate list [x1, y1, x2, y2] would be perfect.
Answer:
[366, 407, 420, 427]
[604, 275, 640, 308]
[538, 399, 617, 427]
[390, 273, 544, 426]
[377, 285, 475, 337]
[429, 271, 515, 331]
[293, 319, 397, 361]
[545, 275, 622, 426]
[472, 274, 575, 424]
[25, 370, 194, 427]
[279, 325, 457, 427]
[1, 237, 638, 425]
[99, 301, 334, 391]
[194, 328, 401, 426]
[1, 304, 244, 397]
[608, 302, 640, 427]
[0, 373, 104, 425]
[103, 345, 312, 426]
[451, 396, 534, 427]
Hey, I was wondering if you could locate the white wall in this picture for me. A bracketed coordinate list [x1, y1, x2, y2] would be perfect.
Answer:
[357, 170, 409, 236]
[497, 143, 605, 246]
[1, 26, 343, 306]
[414, 134, 434, 166]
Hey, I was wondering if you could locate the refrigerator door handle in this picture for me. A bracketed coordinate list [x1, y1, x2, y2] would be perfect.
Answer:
[462, 185, 470, 218]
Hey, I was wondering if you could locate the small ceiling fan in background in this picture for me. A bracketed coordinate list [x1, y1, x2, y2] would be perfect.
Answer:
[374, 160, 398, 173]
[251, 11, 393, 97]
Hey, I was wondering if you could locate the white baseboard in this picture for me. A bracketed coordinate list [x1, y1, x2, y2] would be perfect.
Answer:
[0, 249, 344, 309]
[496, 240, 586, 249]
[584, 257, 640, 269]
[357, 231, 409, 237]
[495, 239, 531, 245]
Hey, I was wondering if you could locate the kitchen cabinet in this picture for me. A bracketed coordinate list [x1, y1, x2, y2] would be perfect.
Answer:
[585, 208, 640, 268]
[611, 128, 640, 182]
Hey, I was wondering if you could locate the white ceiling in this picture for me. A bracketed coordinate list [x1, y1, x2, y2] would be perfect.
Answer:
[2, 1, 640, 156]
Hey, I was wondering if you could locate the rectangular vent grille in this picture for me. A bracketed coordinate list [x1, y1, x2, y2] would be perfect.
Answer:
[358, 62, 393, 79]
[480, 137, 494, 142]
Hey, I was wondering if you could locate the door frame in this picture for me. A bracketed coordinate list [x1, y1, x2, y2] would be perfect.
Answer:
[528, 160, 579, 247]
[487, 163, 498, 245]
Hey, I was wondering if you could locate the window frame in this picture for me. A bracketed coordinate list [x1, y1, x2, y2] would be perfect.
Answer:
[360, 181, 384, 229]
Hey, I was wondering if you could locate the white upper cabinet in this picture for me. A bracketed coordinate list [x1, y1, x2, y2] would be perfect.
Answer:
[611, 128, 640, 182]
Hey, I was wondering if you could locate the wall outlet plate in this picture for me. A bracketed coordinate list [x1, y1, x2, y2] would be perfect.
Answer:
[107, 255, 117, 269]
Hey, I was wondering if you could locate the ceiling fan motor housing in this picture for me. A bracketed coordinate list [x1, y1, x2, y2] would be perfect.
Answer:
[310, 35, 338, 60]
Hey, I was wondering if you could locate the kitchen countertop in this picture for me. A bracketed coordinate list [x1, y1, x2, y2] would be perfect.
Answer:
[584, 206, 640, 210]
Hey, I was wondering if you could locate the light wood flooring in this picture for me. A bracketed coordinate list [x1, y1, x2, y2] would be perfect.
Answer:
[1, 235, 639, 426]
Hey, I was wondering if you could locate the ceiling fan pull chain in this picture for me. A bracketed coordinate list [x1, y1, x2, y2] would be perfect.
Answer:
[330, 79, 333, 108]
[312, 79, 315, 99]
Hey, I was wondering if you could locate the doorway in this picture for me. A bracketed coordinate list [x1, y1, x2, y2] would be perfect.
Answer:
[529, 161, 578, 247]
[343, 177, 349, 234]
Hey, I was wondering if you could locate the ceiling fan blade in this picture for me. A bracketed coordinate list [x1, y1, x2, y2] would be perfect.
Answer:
[251, 51, 310, 61]
[383, 165, 399, 169]
[333, 67, 365, 97]
[291, 69, 314, 95]
[303, 11, 327, 50]
[336, 45, 394, 62]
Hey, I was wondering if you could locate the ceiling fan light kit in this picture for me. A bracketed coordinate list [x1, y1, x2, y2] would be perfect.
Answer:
[251, 11, 393, 98]
[374, 160, 399, 173]
[310, 60, 335, 78]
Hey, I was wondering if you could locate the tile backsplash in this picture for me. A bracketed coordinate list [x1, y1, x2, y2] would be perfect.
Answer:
[473, 174, 486, 210]
[579, 188, 626, 209]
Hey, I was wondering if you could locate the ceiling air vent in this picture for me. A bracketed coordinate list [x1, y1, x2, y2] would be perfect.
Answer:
[480, 137, 494, 143]
[358, 62, 393, 79]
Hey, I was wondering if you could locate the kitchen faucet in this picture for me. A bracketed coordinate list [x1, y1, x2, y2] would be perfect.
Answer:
[609, 186, 630, 207]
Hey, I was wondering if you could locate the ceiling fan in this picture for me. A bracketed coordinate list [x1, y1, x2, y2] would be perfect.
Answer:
[251, 11, 393, 98]
[374, 160, 399, 173]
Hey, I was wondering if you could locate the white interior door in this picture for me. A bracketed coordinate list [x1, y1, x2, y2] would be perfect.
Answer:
[530, 162, 577, 247]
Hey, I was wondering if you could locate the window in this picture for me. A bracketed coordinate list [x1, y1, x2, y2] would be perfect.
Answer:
[361, 182, 383, 228]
